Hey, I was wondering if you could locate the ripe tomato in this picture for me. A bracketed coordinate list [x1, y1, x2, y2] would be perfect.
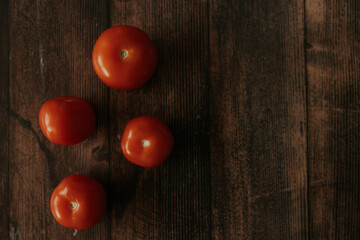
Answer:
[39, 97, 96, 145]
[50, 175, 106, 230]
[121, 116, 174, 167]
[92, 25, 158, 90]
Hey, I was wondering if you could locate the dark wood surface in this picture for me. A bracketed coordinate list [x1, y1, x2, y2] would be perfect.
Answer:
[0, 0, 359, 239]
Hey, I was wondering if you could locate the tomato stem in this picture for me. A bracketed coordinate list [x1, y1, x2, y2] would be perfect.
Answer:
[69, 202, 78, 210]
[141, 140, 150, 147]
[119, 49, 128, 59]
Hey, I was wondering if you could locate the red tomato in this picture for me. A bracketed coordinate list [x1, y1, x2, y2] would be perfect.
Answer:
[50, 175, 106, 230]
[121, 116, 174, 167]
[92, 25, 158, 90]
[39, 97, 96, 145]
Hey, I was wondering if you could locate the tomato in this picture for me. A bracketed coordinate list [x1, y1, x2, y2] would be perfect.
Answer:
[39, 97, 96, 145]
[50, 175, 106, 230]
[121, 116, 174, 167]
[92, 25, 158, 90]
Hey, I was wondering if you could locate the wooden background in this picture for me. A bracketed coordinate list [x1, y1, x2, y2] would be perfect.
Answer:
[0, 0, 359, 239]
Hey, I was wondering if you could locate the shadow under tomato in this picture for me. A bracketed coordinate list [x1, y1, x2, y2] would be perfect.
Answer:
[106, 159, 141, 220]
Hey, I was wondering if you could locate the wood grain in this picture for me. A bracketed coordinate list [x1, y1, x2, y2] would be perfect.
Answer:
[0, 0, 359, 239]
[0, 0, 9, 238]
[305, 0, 360, 239]
[8, 1, 109, 239]
[108, 1, 212, 239]
[209, 0, 308, 239]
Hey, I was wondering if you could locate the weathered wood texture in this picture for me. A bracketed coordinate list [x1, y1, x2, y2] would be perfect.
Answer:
[306, 0, 360, 239]
[0, 0, 9, 238]
[8, 1, 109, 239]
[209, 0, 308, 239]
[108, 1, 211, 239]
[0, 0, 358, 239]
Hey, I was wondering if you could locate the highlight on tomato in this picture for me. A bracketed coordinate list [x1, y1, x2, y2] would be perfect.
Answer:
[50, 175, 106, 230]
[92, 25, 158, 90]
[39, 97, 96, 145]
[121, 116, 174, 167]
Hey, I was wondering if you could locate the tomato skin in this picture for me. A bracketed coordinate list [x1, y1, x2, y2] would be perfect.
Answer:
[39, 97, 96, 145]
[121, 116, 174, 167]
[92, 25, 158, 90]
[50, 175, 106, 230]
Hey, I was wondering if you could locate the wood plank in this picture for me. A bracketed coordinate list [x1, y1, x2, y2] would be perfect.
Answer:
[9, 1, 109, 239]
[305, 0, 360, 239]
[209, 0, 308, 239]
[108, 1, 211, 239]
[4, 0, 359, 239]
[0, 0, 9, 237]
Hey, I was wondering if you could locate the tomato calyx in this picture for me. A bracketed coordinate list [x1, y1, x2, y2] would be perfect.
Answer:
[119, 49, 128, 59]
[69, 202, 78, 210]
[141, 139, 150, 147]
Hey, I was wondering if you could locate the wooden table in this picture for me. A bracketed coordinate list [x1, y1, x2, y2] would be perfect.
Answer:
[0, 0, 359, 239]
